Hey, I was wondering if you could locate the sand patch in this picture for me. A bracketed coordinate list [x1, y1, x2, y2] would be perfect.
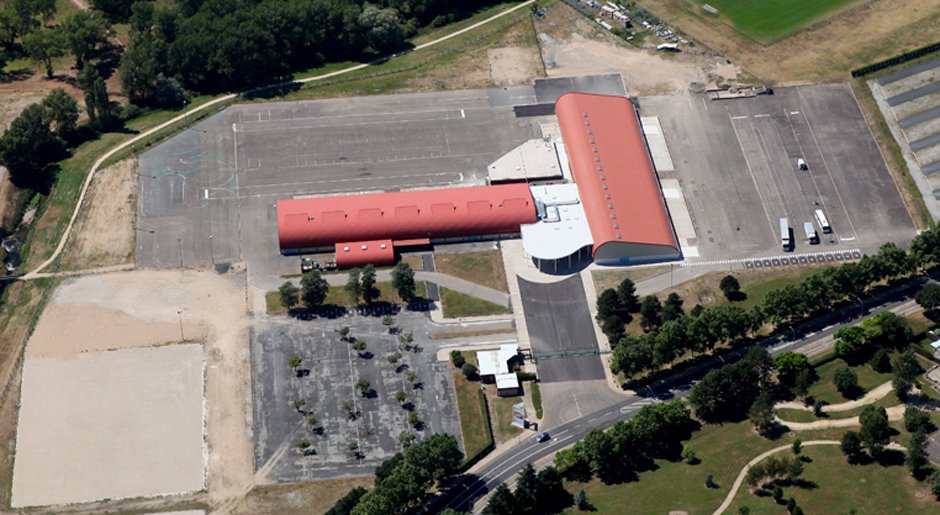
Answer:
[488, 47, 542, 86]
[12, 344, 205, 507]
[60, 157, 138, 270]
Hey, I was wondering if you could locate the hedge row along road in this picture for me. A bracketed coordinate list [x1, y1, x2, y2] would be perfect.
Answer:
[21, 0, 536, 280]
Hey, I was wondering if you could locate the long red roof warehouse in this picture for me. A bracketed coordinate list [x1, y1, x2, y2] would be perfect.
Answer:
[555, 92, 679, 260]
[277, 183, 537, 252]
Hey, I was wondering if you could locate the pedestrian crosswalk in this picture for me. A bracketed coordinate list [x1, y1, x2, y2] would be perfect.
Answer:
[681, 248, 862, 269]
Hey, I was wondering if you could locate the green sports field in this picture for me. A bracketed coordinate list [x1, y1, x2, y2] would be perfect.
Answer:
[701, 0, 861, 42]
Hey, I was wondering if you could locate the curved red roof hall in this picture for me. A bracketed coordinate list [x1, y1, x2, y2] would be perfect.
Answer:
[277, 183, 536, 252]
[555, 92, 678, 261]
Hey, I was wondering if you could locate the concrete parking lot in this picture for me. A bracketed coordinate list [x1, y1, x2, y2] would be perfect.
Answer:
[641, 84, 915, 263]
[251, 312, 461, 482]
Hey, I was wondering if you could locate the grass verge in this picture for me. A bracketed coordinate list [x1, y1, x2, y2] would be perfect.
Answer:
[440, 288, 511, 318]
[451, 355, 493, 465]
[490, 395, 525, 444]
[234, 476, 375, 515]
[434, 250, 509, 293]
[530, 381, 543, 419]
[591, 265, 671, 294]
[653, 267, 831, 312]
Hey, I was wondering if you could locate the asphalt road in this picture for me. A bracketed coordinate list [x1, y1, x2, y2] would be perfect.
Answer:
[429, 274, 933, 513]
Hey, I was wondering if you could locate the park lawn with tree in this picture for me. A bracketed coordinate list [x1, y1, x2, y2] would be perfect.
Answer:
[805, 355, 896, 404]
[726, 445, 938, 514]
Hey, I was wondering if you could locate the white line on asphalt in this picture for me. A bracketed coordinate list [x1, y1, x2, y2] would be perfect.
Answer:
[754, 114, 770, 118]
[729, 114, 778, 237]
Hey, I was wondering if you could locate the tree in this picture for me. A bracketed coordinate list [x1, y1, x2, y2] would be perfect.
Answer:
[307, 414, 318, 428]
[355, 378, 370, 396]
[22, 27, 65, 78]
[792, 438, 802, 455]
[398, 430, 416, 447]
[345, 268, 362, 304]
[906, 430, 929, 478]
[793, 368, 814, 399]
[904, 406, 936, 434]
[833, 326, 866, 362]
[408, 412, 421, 429]
[774, 352, 812, 386]
[78, 63, 115, 130]
[351, 339, 367, 357]
[786, 498, 796, 513]
[358, 5, 404, 54]
[617, 278, 640, 313]
[450, 350, 465, 368]
[406, 371, 417, 384]
[387, 351, 401, 365]
[859, 405, 890, 454]
[720, 274, 741, 300]
[91, 0, 136, 22]
[513, 463, 538, 511]
[596, 288, 622, 321]
[841, 430, 863, 462]
[482, 484, 515, 515]
[361, 264, 379, 304]
[870, 348, 891, 373]
[575, 488, 591, 510]
[662, 292, 684, 322]
[461, 362, 478, 380]
[748, 391, 776, 437]
[338, 326, 351, 340]
[394, 390, 407, 404]
[298, 438, 311, 450]
[288, 355, 302, 370]
[325, 486, 368, 515]
[293, 399, 306, 411]
[916, 282, 940, 311]
[833, 367, 859, 398]
[391, 261, 416, 302]
[639, 295, 662, 331]
[60, 11, 110, 69]
[279, 281, 299, 311]
[40, 88, 79, 138]
[928, 470, 940, 499]
[301, 270, 329, 310]
[772, 486, 783, 503]
[892, 349, 921, 400]
[0, 102, 63, 187]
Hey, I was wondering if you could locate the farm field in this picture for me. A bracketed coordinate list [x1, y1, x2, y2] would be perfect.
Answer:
[700, 0, 859, 42]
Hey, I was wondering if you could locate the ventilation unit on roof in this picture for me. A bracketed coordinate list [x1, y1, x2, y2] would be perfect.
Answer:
[587, 129, 593, 135]
[597, 166, 603, 171]
[608, 203, 614, 209]
[583, 111, 588, 117]
[610, 213, 617, 219]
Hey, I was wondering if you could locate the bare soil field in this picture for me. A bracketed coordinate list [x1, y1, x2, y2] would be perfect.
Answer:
[637, 0, 940, 83]
[10, 269, 253, 509]
[534, 4, 721, 95]
[13, 344, 206, 507]
[229, 477, 374, 515]
[59, 157, 138, 270]
[488, 46, 543, 86]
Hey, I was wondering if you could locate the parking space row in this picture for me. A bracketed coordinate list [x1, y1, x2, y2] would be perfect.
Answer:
[682, 248, 862, 269]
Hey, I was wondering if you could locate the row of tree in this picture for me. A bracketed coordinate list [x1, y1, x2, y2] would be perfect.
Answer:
[483, 463, 572, 515]
[119, 0, 508, 106]
[606, 230, 940, 382]
[279, 261, 419, 312]
[553, 400, 696, 484]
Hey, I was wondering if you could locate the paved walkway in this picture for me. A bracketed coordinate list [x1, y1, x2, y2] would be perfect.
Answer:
[322, 269, 510, 306]
[776, 381, 894, 413]
[712, 440, 839, 515]
[775, 404, 905, 431]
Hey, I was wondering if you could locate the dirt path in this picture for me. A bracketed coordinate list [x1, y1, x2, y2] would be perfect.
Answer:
[712, 440, 840, 515]
[776, 381, 894, 413]
[775, 404, 905, 431]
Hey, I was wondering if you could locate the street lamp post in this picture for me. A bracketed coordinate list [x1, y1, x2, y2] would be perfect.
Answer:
[177, 309, 184, 341]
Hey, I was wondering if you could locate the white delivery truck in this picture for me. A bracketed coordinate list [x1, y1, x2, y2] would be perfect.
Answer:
[814, 209, 831, 233]
[780, 218, 792, 251]
[804, 222, 819, 244]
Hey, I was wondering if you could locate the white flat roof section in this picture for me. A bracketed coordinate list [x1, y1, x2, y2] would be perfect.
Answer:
[660, 178, 698, 258]
[477, 343, 519, 377]
[487, 139, 563, 183]
[521, 184, 594, 261]
[495, 372, 520, 390]
[641, 116, 675, 173]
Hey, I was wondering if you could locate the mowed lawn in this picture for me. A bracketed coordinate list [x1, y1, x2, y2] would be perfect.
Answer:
[701, 0, 860, 42]
[727, 445, 938, 514]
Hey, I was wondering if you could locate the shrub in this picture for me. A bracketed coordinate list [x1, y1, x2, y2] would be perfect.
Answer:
[450, 350, 465, 368]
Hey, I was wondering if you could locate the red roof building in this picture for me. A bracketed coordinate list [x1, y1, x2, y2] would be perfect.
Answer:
[555, 92, 680, 264]
[277, 184, 537, 260]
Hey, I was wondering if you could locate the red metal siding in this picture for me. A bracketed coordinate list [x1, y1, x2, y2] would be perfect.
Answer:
[555, 92, 678, 255]
[278, 184, 536, 251]
[334, 240, 396, 268]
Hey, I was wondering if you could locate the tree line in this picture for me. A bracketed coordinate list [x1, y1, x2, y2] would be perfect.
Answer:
[118, 0, 509, 106]
[278, 261, 418, 313]
[602, 228, 940, 382]
[552, 400, 696, 484]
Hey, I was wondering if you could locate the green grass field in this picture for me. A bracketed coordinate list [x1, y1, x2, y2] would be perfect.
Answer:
[451, 355, 493, 464]
[490, 396, 524, 444]
[806, 355, 894, 404]
[440, 288, 511, 318]
[701, 0, 860, 43]
[727, 445, 937, 514]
